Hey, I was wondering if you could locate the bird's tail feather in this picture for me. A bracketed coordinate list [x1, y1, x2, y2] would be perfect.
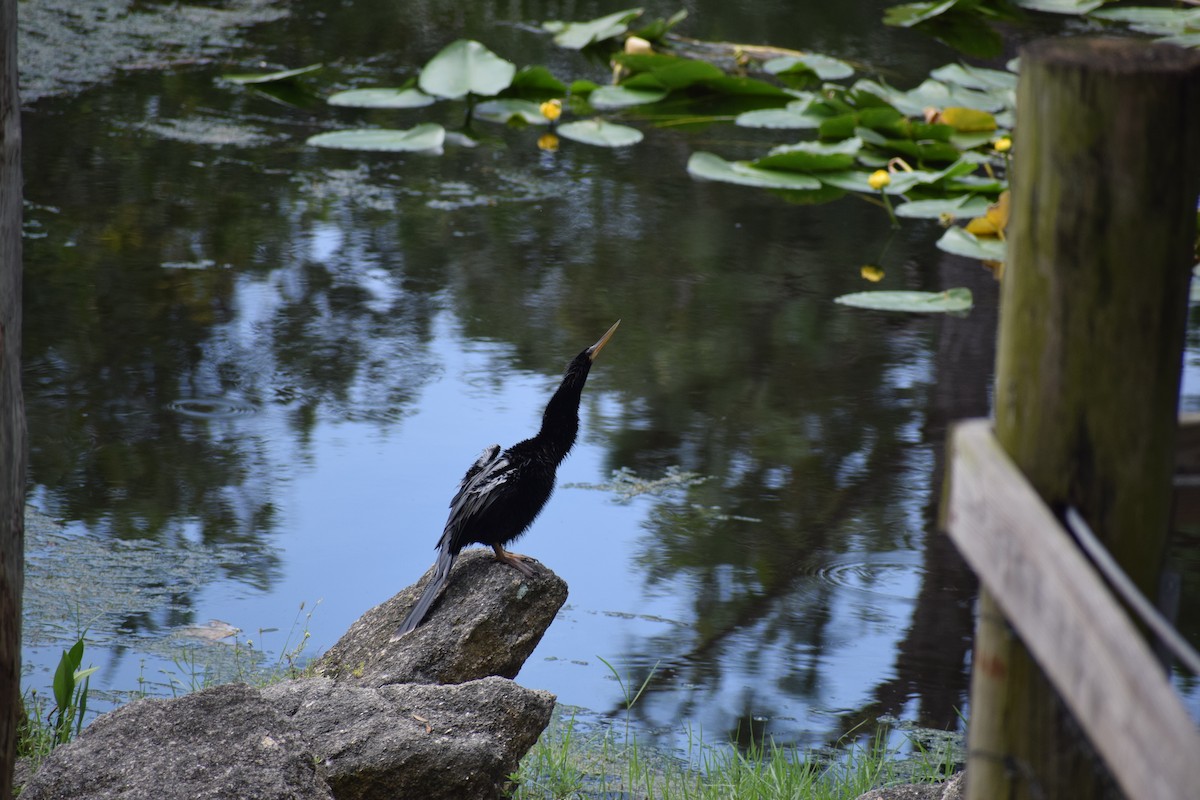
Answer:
[391, 544, 457, 639]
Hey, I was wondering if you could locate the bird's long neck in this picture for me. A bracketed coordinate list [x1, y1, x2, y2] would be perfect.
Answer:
[533, 368, 587, 465]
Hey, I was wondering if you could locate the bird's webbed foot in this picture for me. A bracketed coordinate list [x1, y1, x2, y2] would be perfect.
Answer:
[491, 544, 540, 577]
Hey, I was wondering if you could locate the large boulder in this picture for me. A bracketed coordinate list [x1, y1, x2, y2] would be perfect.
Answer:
[263, 676, 554, 800]
[316, 548, 568, 686]
[18, 683, 333, 800]
[18, 552, 569, 800]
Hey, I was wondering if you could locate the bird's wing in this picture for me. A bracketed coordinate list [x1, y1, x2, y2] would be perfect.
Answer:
[439, 444, 517, 551]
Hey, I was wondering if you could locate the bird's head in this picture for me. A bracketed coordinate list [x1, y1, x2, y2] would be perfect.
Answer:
[562, 320, 620, 385]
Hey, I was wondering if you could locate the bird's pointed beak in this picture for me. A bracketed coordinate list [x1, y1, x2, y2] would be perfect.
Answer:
[587, 320, 621, 361]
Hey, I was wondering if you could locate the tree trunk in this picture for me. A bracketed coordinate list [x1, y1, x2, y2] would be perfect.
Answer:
[0, 0, 22, 795]
[966, 38, 1200, 800]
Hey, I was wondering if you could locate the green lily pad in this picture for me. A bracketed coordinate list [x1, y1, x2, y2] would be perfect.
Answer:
[755, 137, 863, 172]
[473, 99, 550, 125]
[687, 152, 822, 190]
[418, 40, 516, 100]
[835, 287, 973, 313]
[618, 54, 728, 89]
[895, 194, 993, 219]
[549, 7, 644, 49]
[589, 85, 669, 109]
[1089, 6, 1200, 34]
[854, 77, 1005, 115]
[884, 0, 961, 28]
[306, 123, 446, 152]
[557, 119, 644, 147]
[736, 106, 827, 129]
[936, 226, 1006, 261]
[1015, 0, 1106, 12]
[327, 88, 435, 108]
[507, 65, 568, 96]
[764, 54, 855, 81]
[222, 63, 322, 85]
[930, 63, 1017, 92]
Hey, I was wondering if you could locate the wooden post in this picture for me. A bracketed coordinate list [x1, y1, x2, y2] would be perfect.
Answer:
[967, 39, 1200, 800]
[0, 0, 21, 796]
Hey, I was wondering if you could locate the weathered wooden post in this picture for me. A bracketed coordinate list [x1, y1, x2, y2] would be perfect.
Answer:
[963, 38, 1200, 800]
[0, 0, 22, 796]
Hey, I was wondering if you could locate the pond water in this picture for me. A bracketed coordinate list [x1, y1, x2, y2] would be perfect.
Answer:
[18, 0, 1200, 755]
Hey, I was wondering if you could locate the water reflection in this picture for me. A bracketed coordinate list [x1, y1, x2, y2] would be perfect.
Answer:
[25, 0, 1193, 754]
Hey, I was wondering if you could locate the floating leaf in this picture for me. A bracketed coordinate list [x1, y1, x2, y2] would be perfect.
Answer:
[327, 88, 435, 108]
[884, 0, 961, 28]
[550, 8, 644, 49]
[835, 287, 973, 313]
[222, 63, 322, 85]
[938, 107, 997, 132]
[687, 152, 822, 190]
[755, 137, 862, 172]
[764, 53, 855, 81]
[618, 54, 728, 89]
[473, 99, 550, 125]
[937, 226, 1006, 261]
[930, 63, 1017, 92]
[557, 119, 644, 147]
[1016, 0, 1106, 12]
[507, 65, 568, 96]
[895, 194, 992, 219]
[306, 123, 446, 152]
[736, 106, 827, 129]
[589, 85, 669, 109]
[418, 40, 516, 99]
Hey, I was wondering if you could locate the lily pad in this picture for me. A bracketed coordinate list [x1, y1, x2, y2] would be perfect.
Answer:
[418, 40, 516, 100]
[936, 226, 1006, 261]
[306, 123, 446, 153]
[507, 65, 568, 96]
[755, 137, 862, 172]
[473, 99, 550, 125]
[550, 7, 644, 49]
[327, 88, 435, 108]
[835, 287, 973, 313]
[764, 53, 855, 81]
[589, 85, 670, 109]
[736, 106, 827, 129]
[557, 119, 644, 147]
[687, 151, 822, 190]
[222, 63, 322, 85]
[895, 194, 993, 219]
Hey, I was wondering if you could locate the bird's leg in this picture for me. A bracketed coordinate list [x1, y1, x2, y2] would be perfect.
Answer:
[491, 544, 539, 577]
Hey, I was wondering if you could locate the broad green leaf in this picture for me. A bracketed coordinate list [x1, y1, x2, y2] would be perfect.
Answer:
[507, 65, 568, 96]
[755, 137, 862, 172]
[936, 226, 1006, 261]
[557, 119, 644, 147]
[736, 107, 826, 129]
[306, 123, 446, 152]
[327, 88, 435, 108]
[764, 53, 855, 81]
[939, 107, 997, 132]
[1015, 0, 1105, 12]
[687, 151, 822, 190]
[617, 54, 727, 89]
[473, 99, 550, 125]
[222, 63, 322, 85]
[418, 40, 516, 99]
[835, 287, 973, 313]
[550, 8, 644, 49]
[632, 9, 689, 40]
[930, 63, 1018, 91]
[590, 85, 669, 109]
[895, 194, 993, 219]
[1089, 6, 1200, 35]
[700, 74, 793, 97]
[884, 0, 961, 27]
[853, 77, 1005, 116]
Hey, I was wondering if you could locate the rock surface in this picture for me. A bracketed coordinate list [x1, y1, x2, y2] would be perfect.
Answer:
[855, 772, 964, 800]
[18, 552, 567, 799]
[264, 676, 554, 800]
[316, 548, 569, 686]
[18, 683, 334, 800]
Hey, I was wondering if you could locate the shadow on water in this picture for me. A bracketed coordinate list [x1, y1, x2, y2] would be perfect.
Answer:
[18, 0, 1200, 756]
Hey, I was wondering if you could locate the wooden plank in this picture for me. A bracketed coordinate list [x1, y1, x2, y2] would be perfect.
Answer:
[946, 419, 1200, 800]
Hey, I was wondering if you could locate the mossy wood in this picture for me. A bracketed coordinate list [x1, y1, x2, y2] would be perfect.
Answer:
[946, 421, 1200, 800]
[0, 0, 22, 795]
[964, 37, 1200, 800]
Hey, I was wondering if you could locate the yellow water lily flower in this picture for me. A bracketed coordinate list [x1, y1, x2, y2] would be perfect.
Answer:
[861, 265, 885, 282]
[993, 136, 1012, 153]
[868, 170, 891, 190]
[540, 99, 563, 122]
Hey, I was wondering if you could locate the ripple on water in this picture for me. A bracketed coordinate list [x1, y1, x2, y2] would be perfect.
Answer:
[167, 397, 258, 419]
[809, 552, 923, 602]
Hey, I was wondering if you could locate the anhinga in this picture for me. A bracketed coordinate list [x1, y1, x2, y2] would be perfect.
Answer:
[393, 320, 620, 638]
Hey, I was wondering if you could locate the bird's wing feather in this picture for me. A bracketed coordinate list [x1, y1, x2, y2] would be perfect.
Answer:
[440, 444, 519, 552]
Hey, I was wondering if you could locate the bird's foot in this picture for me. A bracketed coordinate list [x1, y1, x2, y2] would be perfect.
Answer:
[491, 545, 539, 578]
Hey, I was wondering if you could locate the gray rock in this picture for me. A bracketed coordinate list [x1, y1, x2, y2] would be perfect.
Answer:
[263, 676, 555, 800]
[856, 772, 964, 800]
[316, 548, 568, 686]
[18, 683, 333, 800]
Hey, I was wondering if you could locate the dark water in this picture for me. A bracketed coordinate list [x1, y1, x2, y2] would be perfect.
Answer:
[18, 0, 1199, 753]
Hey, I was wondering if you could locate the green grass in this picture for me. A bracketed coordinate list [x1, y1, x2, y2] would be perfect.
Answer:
[513, 709, 960, 800]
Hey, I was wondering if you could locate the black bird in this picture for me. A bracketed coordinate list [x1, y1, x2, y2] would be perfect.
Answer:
[393, 320, 620, 638]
